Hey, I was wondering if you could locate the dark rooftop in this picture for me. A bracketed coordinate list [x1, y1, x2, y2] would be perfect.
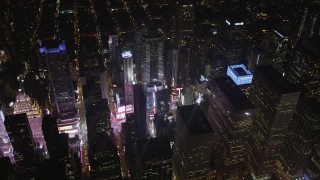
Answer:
[255, 65, 300, 94]
[91, 133, 117, 153]
[41, 39, 63, 49]
[224, 11, 246, 24]
[303, 97, 320, 116]
[145, 28, 162, 39]
[214, 77, 254, 111]
[233, 67, 247, 76]
[136, 136, 172, 161]
[177, 104, 213, 136]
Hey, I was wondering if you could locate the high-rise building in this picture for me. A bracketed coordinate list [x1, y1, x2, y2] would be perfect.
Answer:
[173, 104, 214, 179]
[218, 12, 247, 65]
[89, 133, 122, 179]
[134, 26, 147, 83]
[0, 110, 14, 163]
[246, 65, 300, 178]
[36, 159, 67, 180]
[13, 90, 46, 152]
[174, 2, 194, 46]
[181, 85, 195, 105]
[142, 29, 164, 84]
[108, 35, 120, 62]
[262, 29, 289, 73]
[0, 157, 17, 179]
[279, 97, 320, 177]
[189, 38, 213, 80]
[133, 84, 147, 139]
[211, 55, 228, 78]
[134, 136, 173, 179]
[42, 115, 67, 161]
[145, 82, 163, 137]
[121, 47, 135, 112]
[79, 36, 112, 143]
[305, 145, 320, 180]
[284, 40, 320, 99]
[0, 49, 10, 71]
[208, 76, 255, 179]
[167, 48, 179, 87]
[247, 47, 269, 71]
[4, 114, 36, 171]
[122, 48, 134, 84]
[39, 39, 79, 137]
[169, 47, 190, 88]
[296, 4, 320, 40]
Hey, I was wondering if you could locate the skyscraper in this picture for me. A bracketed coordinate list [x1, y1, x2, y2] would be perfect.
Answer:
[39, 39, 79, 137]
[173, 104, 214, 179]
[79, 36, 112, 143]
[284, 40, 320, 99]
[296, 4, 320, 40]
[122, 48, 134, 84]
[246, 65, 300, 178]
[42, 115, 67, 161]
[0, 110, 14, 163]
[134, 136, 173, 179]
[13, 90, 46, 152]
[134, 26, 147, 83]
[208, 76, 255, 179]
[0, 156, 17, 179]
[133, 84, 147, 139]
[89, 133, 122, 179]
[218, 12, 247, 65]
[4, 114, 36, 170]
[108, 35, 120, 62]
[261, 29, 289, 73]
[279, 97, 320, 177]
[305, 145, 320, 179]
[169, 47, 190, 88]
[142, 29, 164, 84]
[174, 2, 194, 46]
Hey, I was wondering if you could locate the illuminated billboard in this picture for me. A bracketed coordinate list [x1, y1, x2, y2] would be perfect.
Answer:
[227, 64, 253, 85]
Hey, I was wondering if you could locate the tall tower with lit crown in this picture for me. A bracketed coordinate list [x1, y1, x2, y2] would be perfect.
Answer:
[13, 90, 47, 151]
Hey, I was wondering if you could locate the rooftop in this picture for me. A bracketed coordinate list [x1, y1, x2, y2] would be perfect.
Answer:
[303, 97, 320, 116]
[255, 65, 299, 94]
[40, 39, 63, 49]
[229, 64, 252, 76]
[214, 77, 254, 111]
[224, 11, 246, 25]
[91, 133, 117, 153]
[136, 136, 172, 161]
[177, 104, 213, 136]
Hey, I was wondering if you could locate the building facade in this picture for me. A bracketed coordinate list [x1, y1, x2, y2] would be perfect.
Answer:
[174, 104, 214, 179]
[89, 133, 122, 179]
[279, 97, 320, 177]
[135, 136, 173, 179]
[208, 77, 255, 179]
[246, 66, 300, 178]
[39, 39, 79, 137]
[13, 90, 47, 153]
[142, 29, 164, 84]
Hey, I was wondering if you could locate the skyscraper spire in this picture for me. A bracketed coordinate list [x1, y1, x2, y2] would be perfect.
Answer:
[13, 89, 47, 154]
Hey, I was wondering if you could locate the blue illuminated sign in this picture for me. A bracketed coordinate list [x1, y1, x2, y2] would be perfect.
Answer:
[39, 40, 66, 55]
[227, 64, 253, 85]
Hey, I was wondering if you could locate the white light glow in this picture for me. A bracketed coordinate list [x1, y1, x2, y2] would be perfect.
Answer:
[274, 30, 284, 38]
[235, 22, 244, 26]
[122, 50, 132, 58]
